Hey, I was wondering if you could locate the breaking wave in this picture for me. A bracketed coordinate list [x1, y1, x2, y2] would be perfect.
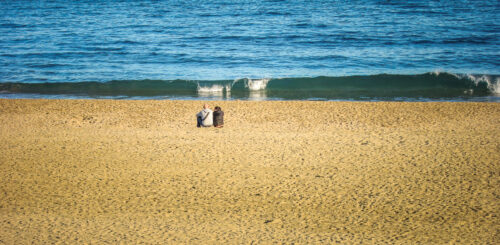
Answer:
[0, 72, 498, 101]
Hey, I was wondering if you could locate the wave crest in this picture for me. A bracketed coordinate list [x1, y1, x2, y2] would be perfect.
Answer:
[1, 72, 498, 101]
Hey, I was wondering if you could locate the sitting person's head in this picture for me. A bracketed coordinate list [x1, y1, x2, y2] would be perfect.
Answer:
[203, 103, 209, 109]
[214, 106, 221, 111]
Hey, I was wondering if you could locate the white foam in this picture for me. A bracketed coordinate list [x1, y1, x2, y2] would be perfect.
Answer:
[197, 85, 224, 98]
[465, 74, 499, 94]
[197, 84, 224, 93]
[432, 71, 499, 94]
[246, 78, 270, 91]
[492, 77, 500, 94]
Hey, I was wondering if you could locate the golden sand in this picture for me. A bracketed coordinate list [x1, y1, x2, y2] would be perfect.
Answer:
[0, 99, 498, 243]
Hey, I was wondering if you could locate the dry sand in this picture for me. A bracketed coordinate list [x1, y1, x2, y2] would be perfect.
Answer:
[0, 99, 498, 244]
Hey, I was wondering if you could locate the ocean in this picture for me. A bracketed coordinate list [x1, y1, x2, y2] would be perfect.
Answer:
[0, 0, 498, 101]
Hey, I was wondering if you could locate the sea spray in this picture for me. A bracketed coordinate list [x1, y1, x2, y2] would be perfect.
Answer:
[197, 84, 224, 93]
[437, 72, 500, 95]
[245, 78, 270, 91]
[465, 74, 500, 94]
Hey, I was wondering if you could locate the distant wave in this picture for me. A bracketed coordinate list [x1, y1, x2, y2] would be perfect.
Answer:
[0, 72, 499, 101]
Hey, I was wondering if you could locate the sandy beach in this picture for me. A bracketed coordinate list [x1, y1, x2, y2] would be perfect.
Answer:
[0, 99, 498, 243]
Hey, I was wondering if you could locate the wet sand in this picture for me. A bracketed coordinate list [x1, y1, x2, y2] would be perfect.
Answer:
[0, 99, 498, 243]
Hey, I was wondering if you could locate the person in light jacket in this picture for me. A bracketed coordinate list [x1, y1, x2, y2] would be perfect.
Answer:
[196, 104, 213, 127]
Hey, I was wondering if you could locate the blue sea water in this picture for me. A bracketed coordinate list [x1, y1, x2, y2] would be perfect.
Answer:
[0, 0, 498, 101]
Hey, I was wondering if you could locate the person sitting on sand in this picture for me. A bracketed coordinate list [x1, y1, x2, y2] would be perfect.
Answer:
[196, 103, 213, 127]
[213, 106, 224, 128]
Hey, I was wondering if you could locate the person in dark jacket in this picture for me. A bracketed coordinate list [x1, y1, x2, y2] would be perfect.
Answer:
[213, 106, 224, 128]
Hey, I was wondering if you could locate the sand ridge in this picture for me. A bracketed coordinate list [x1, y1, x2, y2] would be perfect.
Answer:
[0, 99, 499, 243]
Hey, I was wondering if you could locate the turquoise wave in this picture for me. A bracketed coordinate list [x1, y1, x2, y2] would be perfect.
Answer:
[1, 72, 498, 101]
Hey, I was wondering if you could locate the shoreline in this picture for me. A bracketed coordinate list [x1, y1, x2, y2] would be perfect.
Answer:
[1, 93, 499, 103]
[1, 99, 499, 243]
